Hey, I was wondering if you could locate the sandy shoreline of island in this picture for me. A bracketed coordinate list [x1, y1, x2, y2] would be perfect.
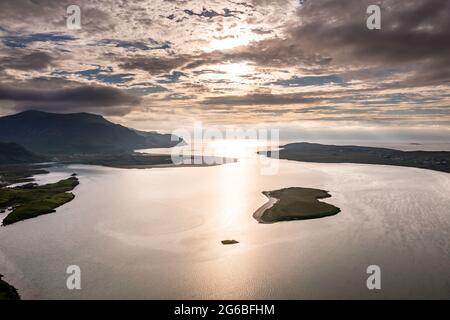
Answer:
[252, 192, 280, 223]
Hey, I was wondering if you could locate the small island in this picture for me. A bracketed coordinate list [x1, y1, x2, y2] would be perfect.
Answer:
[0, 275, 20, 300]
[0, 176, 79, 226]
[221, 240, 239, 245]
[254, 187, 340, 223]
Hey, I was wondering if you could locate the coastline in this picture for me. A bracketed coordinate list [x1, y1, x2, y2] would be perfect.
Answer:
[252, 191, 279, 223]
[102, 162, 223, 169]
[265, 142, 450, 174]
[1, 176, 79, 226]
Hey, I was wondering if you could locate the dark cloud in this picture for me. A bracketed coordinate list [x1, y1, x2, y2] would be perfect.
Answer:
[120, 56, 190, 75]
[251, 28, 273, 35]
[308, 0, 448, 63]
[0, 84, 141, 116]
[284, 0, 450, 84]
[0, 0, 71, 26]
[0, 51, 55, 71]
[0, 0, 116, 34]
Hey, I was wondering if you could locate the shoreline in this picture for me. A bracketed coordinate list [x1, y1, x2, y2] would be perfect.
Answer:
[252, 192, 279, 224]
[101, 162, 224, 169]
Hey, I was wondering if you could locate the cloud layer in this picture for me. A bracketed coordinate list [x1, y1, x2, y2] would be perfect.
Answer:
[0, 0, 448, 134]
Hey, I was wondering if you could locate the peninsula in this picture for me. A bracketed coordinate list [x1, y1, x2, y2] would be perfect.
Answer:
[262, 142, 450, 173]
[0, 176, 79, 226]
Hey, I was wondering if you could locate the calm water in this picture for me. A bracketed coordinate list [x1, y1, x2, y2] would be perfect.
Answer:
[0, 142, 449, 299]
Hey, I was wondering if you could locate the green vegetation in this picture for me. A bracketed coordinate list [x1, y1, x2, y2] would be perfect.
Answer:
[257, 187, 340, 223]
[60, 153, 175, 168]
[221, 240, 239, 245]
[0, 177, 79, 226]
[0, 275, 20, 300]
[59, 153, 235, 169]
[0, 165, 49, 187]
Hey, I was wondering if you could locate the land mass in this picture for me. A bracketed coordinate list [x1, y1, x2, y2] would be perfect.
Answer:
[58, 153, 233, 169]
[0, 110, 182, 155]
[254, 187, 340, 223]
[0, 142, 49, 165]
[221, 240, 239, 245]
[0, 275, 20, 300]
[0, 165, 49, 187]
[262, 142, 450, 173]
[0, 110, 233, 170]
[0, 176, 79, 226]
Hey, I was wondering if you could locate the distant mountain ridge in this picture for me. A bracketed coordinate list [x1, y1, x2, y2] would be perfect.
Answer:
[0, 142, 48, 165]
[0, 110, 181, 155]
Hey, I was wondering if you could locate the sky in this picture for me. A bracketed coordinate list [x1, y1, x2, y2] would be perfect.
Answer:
[0, 0, 449, 142]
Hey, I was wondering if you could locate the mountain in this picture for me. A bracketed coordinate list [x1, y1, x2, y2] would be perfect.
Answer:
[0, 142, 48, 165]
[0, 110, 182, 155]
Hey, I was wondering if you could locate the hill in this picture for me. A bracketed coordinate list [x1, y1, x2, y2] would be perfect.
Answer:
[0, 110, 182, 155]
[0, 142, 48, 165]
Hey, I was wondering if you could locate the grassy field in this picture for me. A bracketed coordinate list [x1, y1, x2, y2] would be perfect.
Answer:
[0, 275, 20, 300]
[260, 187, 340, 223]
[0, 177, 79, 226]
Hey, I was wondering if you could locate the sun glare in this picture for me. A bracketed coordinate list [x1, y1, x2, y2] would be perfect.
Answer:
[209, 62, 255, 82]
[204, 138, 268, 159]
